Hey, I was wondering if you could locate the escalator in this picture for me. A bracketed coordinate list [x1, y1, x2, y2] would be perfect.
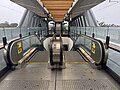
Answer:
[0, 33, 120, 90]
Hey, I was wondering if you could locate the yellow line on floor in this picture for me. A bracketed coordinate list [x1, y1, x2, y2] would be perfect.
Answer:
[65, 62, 88, 64]
[27, 62, 48, 64]
[26, 62, 88, 65]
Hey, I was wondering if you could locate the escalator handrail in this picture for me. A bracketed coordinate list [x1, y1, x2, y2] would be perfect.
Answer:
[51, 33, 56, 41]
[49, 34, 57, 65]
[49, 34, 63, 65]
[49, 39, 53, 65]
[4, 34, 40, 66]
[76, 34, 108, 65]
[60, 34, 63, 65]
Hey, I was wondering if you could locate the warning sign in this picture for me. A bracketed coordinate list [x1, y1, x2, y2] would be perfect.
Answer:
[17, 42, 22, 54]
[91, 42, 96, 54]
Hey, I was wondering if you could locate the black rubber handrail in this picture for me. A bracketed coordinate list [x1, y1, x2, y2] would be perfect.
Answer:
[50, 39, 54, 65]
[74, 34, 108, 66]
[60, 34, 63, 65]
[49, 34, 57, 65]
[4, 34, 41, 66]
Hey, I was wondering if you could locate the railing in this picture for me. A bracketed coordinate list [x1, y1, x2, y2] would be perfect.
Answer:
[70, 26, 120, 45]
[49, 26, 68, 35]
[70, 26, 120, 83]
[75, 34, 107, 65]
[4, 34, 41, 66]
[0, 27, 47, 47]
[0, 27, 46, 78]
[0, 49, 7, 71]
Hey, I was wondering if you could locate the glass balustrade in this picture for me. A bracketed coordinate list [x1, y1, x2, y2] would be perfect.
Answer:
[70, 26, 120, 79]
[0, 27, 47, 47]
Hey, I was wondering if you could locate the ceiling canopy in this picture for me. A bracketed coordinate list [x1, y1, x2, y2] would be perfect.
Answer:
[41, 0, 74, 22]
[11, 0, 105, 22]
[11, 0, 47, 17]
[69, 0, 104, 19]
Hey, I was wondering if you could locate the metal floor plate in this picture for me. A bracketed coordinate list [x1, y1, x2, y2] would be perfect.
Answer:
[56, 64, 120, 90]
[0, 64, 120, 90]
[0, 51, 120, 90]
[57, 79, 118, 90]
[0, 80, 50, 90]
[1, 64, 55, 90]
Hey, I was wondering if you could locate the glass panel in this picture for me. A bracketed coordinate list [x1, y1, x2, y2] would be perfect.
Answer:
[4, 28, 20, 41]
[22, 37, 31, 53]
[21, 27, 29, 37]
[0, 49, 7, 71]
[29, 27, 35, 34]
[0, 28, 4, 46]
[70, 26, 120, 77]
[94, 27, 108, 40]
[109, 27, 120, 45]
[86, 27, 93, 37]
[85, 38, 91, 51]
[35, 37, 41, 44]
[107, 49, 120, 76]
[81, 27, 85, 34]
[75, 36, 91, 55]
[0, 27, 47, 49]
[30, 36, 36, 46]
[22, 35, 41, 54]
[11, 28, 20, 39]
[5, 28, 12, 41]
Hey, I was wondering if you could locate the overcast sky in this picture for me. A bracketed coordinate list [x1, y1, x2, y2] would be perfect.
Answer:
[0, 0, 120, 25]
[92, 0, 120, 25]
[0, 0, 25, 23]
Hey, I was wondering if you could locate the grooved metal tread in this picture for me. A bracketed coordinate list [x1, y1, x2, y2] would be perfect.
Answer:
[64, 51, 85, 62]
[30, 51, 48, 62]
[0, 51, 120, 90]
[0, 80, 50, 90]
[57, 79, 118, 90]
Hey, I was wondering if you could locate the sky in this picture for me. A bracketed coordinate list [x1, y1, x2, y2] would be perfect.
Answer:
[0, 0, 120, 25]
[0, 0, 25, 23]
[92, 0, 120, 25]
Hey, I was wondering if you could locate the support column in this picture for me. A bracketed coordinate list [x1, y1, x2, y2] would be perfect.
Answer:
[47, 14, 49, 35]
[61, 22, 63, 34]
[3, 36, 7, 47]
[54, 22, 56, 34]
[68, 14, 70, 36]
[106, 36, 110, 49]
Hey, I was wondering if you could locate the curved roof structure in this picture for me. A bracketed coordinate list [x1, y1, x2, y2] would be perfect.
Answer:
[11, 0, 104, 22]
[41, 0, 73, 22]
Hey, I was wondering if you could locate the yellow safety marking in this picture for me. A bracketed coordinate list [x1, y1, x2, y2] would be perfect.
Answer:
[18, 48, 22, 54]
[92, 42, 96, 54]
[65, 62, 88, 64]
[26, 62, 48, 65]
[17, 42, 22, 48]
[18, 48, 37, 64]
[17, 42, 22, 54]
[79, 48, 95, 63]
[27, 61, 88, 65]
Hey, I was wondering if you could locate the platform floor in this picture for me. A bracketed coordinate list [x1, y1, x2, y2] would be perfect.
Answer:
[0, 51, 120, 90]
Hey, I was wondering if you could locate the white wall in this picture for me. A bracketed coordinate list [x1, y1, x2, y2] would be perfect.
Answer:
[43, 37, 52, 51]
[62, 37, 73, 51]
[43, 37, 73, 51]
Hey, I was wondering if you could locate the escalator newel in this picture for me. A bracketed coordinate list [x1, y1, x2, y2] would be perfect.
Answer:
[49, 34, 65, 70]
